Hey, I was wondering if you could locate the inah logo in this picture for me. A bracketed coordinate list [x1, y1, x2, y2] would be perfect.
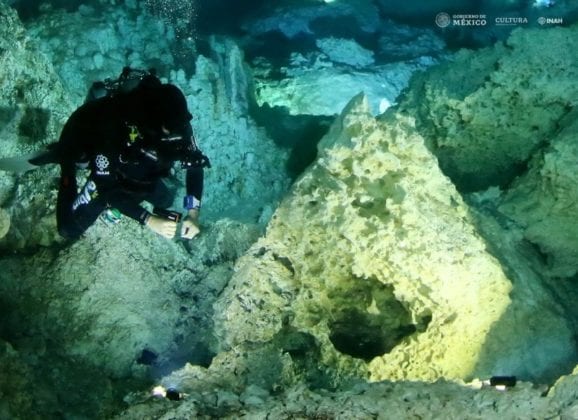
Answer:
[538, 16, 563, 24]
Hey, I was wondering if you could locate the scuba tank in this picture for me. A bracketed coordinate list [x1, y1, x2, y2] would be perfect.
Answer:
[85, 67, 158, 103]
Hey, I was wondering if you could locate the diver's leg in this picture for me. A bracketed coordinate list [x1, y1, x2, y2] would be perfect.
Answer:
[56, 171, 78, 238]
[57, 180, 105, 239]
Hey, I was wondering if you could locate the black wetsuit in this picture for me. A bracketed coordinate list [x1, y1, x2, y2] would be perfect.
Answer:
[56, 90, 204, 239]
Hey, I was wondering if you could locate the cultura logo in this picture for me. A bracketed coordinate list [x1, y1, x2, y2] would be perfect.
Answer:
[495, 16, 528, 26]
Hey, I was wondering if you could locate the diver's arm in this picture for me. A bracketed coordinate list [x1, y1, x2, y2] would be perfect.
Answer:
[184, 166, 204, 209]
[104, 190, 150, 224]
[179, 167, 203, 239]
[103, 190, 177, 239]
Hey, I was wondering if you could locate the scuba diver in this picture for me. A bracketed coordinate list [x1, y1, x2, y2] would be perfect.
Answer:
[11, 68, 210, 240]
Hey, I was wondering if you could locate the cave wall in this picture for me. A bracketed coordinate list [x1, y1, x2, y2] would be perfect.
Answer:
[2, 0, 578, 418]
[400, 26, 578, 193]
[0, 1, 73, 247]
[499, 110, 578, 278]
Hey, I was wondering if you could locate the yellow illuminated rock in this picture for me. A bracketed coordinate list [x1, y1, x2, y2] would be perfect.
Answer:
[215, 94, 527, 382]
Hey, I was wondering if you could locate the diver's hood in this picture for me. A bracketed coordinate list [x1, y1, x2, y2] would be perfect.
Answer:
[125, 81, 192, 135]
[152, 84, 193, 132]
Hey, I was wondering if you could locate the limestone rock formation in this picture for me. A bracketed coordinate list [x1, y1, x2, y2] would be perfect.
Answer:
[499, 109, 578, 278]
[0, 2, 72, 143]
[315, 37, 375, 68]
[253, 57, 434, 116]
[176, 37, 291, 223]
[114, 372, 578, 419]
[0, 217, 260, 418]
[242, 0, 381, 39]
[398, 23, 578, 294]
[377, 21, 446, 60]
[0, 339, 34, 418]
[0, 0, 73, 249]
[25, 1, 177, 104]
[246, 1, 445, 117]
[114, 94, 578, 419]
[212, 94, 576, 386]
[0, 209, 10, 239]
[402, 26, 578, 192]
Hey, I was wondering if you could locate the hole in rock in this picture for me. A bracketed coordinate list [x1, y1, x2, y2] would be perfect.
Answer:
[329, 308, 417, 361]
[436, 149, 530, 193]
[324, 277, 423, 361]
[137, 348, 158, 365]
[18, 107, 49, 143]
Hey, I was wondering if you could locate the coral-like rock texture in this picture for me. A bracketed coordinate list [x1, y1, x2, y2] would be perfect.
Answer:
[0, 1, 73, 248]
[0, 2, 71, 154]
[214, 94, 563, 384]
[402, 26, 578, 192]
[499, 109, 578, 277]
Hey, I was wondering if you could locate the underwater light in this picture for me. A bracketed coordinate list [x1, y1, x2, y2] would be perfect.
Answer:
[379, 98, 392, 114]
[152, 385, 167, 398]
[478, 376, 517, 391]
[165, 388, 182, 401]
[152, 385, 183, 400]
[489, 376, 517, 388]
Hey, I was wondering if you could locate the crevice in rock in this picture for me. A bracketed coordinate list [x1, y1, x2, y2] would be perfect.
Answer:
[248, 102, 331, 180]
[17, 106, 49, 144]
[329, 308, 416, 361]
[272, 325, 335, 390]
[322, 276, 421, 362]
[438, 152, 531, 193]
